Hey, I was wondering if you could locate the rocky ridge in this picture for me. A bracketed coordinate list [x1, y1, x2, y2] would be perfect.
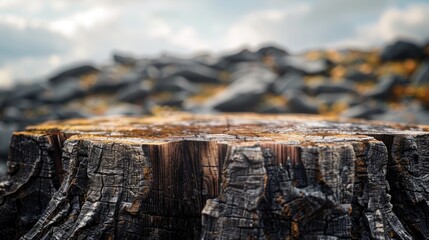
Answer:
[1, 39, 429, 176]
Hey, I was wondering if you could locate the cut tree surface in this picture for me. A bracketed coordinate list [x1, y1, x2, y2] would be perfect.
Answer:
[0, 113, 429, 239]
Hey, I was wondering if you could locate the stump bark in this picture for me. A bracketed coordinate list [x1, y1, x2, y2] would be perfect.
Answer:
[1, 113, 429, 239]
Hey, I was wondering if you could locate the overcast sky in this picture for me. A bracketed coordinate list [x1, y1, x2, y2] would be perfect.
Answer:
[1, 0, 429, 88]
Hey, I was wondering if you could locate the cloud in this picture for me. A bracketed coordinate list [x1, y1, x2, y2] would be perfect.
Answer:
[224, 5, 310, 50]
[223, 1, 373, 51]
[1, 0, 429, 88]
[0, 16, 71, 59]
[50, 7, 119, 37]
[145, 17, 210, 51]
[0, 14, 74, 87]
[367, 5, 429, 42]
[224, 1, 429, 52]
[330, 4, 429, 49]
[0, 68, 13, 89]
[226, 2, 365, 51]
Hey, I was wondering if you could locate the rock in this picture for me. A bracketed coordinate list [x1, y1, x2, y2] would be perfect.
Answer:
[158, 91, 190, 107]
[0, 89, 9, 104]
[4, 99, 47, 121]
[365, 75, 408, 100]
[104, 104, 145, 116]
[284, 91, 319, 114]
[308, 81, 356, 95]
[206, 67, 276, 112]
[53, 108, 90, 120]
[275, 55, 330, 75]
[134, 64, 160, 80]
[0, 122, 18, 158]
[116, 82, 151, 103]
[121, 71, 147, 83]
[344, 70, 375, 82]
[226, 62, 264, 77]
[42, 78, 85, 103]
[48, 63, 99, 83]
[4, 41, 429, 139]
[222, 49, 261, 63]
[341, 101, 386, 119]
[150, 55, 197, 69]
[2, 100, 58, 127]
[90, 71, 144, 93]
[183, 105, 219, 114]
[161, 64, 220, 84]
[8, 83, 46, 101]
[0, 160, 6, 177]
[2, 106, 24, 122]
[113, 52, 137, 66]
[208, 87, 264, 112]
[317, 93, 359, 107]
[192, 53, 218, 66]
[411, 60, 429, 86]
[370, 100, 429, 124]
[257, 45, 288, 57]
[10, 99, 41, 111]
[154, 76, 199, 93]
[257, 105, 291, 113]
[380, 40, 424, 61]
[270, 71, 306, 95]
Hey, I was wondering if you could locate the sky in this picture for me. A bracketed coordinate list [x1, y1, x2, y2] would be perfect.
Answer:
[0, 0, 429, 89]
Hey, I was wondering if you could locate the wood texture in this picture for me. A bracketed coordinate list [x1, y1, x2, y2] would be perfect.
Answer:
[0, 113, 428, 239]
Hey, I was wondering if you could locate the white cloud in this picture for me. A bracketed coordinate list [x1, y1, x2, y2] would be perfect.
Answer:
[0, 0, 31, 9]
[330, 4, 429, 49]
[1, 57, 61, 82]
[145, 18, 210, 51]
[147, 19, 173, 38]
[0, 68, 13, 89]
[0, 17, 71, 59]
[224, 3, 348, 51]
[225, 9, 291, 50]
[1, 15, 28, 29]
[171, 26, 210, 50]
[224, 2, 429, 52]
[368, 5, 429, 42]
[1, 1, 429, 88]
[50, 7, 119, 37]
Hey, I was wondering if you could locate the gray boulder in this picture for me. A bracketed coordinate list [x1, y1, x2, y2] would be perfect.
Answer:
[116, 82, 151, 103]
[308, 82, 356, 95]
[380, 40, 424, 61]
[49, 63, 99, 83]
[270, 71, 306, 95]
[161, 64, 220, 84]
[411, 60, 429, 86]
[283, 91, 319, 114]
[365, 75, 408, 100]
[275, 55, 331, 75]
[342, 101, 386, 119]
[206, 67, 276, 112]
[155, 76, 199, 93]
[42, 77, 85, 103]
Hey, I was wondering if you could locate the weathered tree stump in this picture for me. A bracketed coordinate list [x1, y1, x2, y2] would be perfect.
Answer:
[1, 113, 429, 239]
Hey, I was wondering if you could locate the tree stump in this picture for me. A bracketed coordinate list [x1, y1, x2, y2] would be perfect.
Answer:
[1, 113, 429, 239]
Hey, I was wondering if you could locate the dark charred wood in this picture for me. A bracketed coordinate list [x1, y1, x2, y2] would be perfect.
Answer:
[0, 113, 428, 239]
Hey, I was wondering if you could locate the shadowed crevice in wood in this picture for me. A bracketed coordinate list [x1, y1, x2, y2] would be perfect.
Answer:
[201, 142, 412, 239]
[379, 134, 429, 239]
[47, 132, 66, 188]
[0, 113, 428, 239]
[0, 134, 60, 238]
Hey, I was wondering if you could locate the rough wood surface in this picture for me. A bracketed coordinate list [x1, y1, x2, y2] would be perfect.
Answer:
[0, 113, 429, 239]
